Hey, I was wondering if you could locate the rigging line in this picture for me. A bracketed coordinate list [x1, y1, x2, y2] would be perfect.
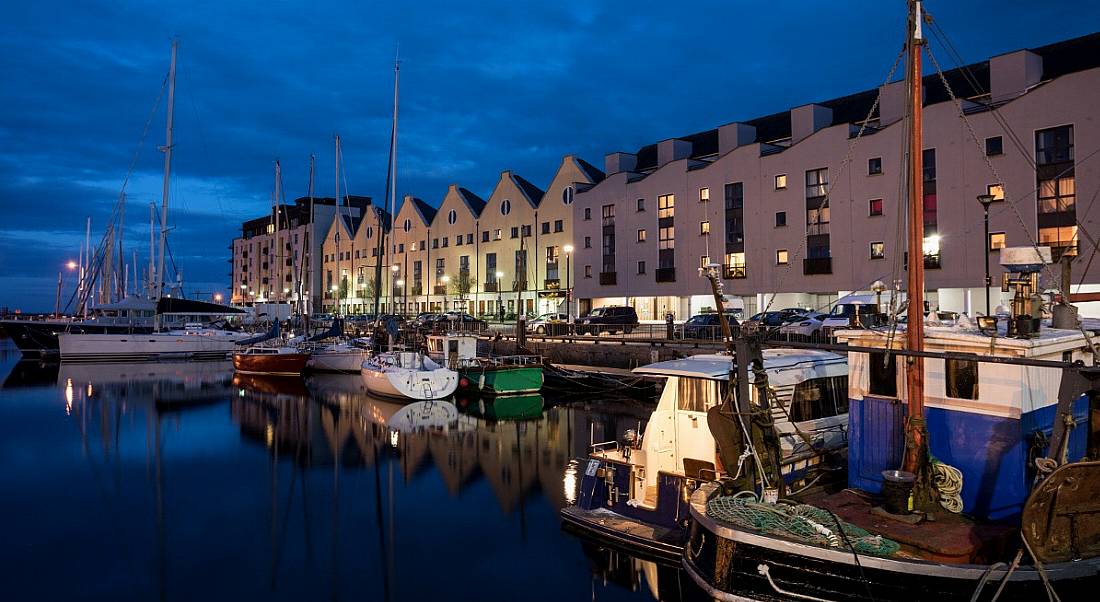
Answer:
[1073, 182, 1100, 288]
[179, 55, 229, 221]
[119, 73, 169, 198]
[761, 46, 906, 315]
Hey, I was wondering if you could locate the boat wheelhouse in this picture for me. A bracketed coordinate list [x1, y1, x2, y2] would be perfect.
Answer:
[561, 349, 848, 559]
[426, 332, 544, 395]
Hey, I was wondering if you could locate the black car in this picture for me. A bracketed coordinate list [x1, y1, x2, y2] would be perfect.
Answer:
[681, 312, 740, 339]
[575, 306, 639, 335]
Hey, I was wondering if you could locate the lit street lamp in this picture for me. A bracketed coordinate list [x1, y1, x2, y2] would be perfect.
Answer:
[977, 194, 995, 316]
[563, 244, 574, 323]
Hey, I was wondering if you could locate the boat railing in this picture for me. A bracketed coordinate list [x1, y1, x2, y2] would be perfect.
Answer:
[590, 440, 621, 453]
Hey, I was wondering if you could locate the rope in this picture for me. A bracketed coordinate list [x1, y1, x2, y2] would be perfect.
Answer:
[931, 460, 963, 513]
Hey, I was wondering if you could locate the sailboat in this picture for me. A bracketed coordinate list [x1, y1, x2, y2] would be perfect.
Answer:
[682, 3, 1100, 600]
[57, 41, 253, 362]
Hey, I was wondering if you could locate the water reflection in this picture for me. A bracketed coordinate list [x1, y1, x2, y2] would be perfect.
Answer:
[0, 344, 686, 602]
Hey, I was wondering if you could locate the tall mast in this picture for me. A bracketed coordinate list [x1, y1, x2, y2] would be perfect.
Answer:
[375, 54, 399, 318]
[335, 134, 342, 317]
[902, 0, 928, 476]
[148, 202, 156, 299]
[307, 153, 315, 315]
[117, 192, 125, 302]
[271, 159, 280, 301]
[154, 39, 178, 324]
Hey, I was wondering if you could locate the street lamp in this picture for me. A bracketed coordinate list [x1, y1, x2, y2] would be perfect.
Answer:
[977, 194, 996, 316]
[495, 271, 504, 320]
[441, 274, 450, 313]
[563, 244, 574, 322]
[214, 293, 223, 303]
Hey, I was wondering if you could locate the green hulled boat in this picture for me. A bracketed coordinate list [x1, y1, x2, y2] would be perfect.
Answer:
[457, 356, 544, 395]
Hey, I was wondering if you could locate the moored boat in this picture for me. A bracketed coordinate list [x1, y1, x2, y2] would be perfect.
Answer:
[305, 340, 371, 373]
[233, 346, 311, 376]
[59, 325, 251, 362]
[360, 351, 458, 401]
[427, 332, 543, 395]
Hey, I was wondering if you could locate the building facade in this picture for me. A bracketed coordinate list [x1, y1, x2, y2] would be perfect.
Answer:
[574, 34, 1100, 319]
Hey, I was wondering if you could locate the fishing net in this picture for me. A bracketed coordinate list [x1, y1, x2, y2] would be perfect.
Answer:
[706, 495, 900, 557]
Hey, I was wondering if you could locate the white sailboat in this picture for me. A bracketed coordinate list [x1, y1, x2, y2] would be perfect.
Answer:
[360, 351, 458, 400]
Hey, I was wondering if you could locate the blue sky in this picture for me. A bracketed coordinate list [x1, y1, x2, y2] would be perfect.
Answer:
[1, 0, 1095, 311]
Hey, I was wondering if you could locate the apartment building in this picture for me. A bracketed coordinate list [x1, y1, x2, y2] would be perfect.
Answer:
[230, 195, 369, 312]
[318, 155, 604, 316]
[573, 33, 1100, 320]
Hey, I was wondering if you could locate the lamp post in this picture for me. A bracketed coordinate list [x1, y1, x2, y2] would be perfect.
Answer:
[977, 194, 995, 316]
[495, 271, 504, 321]
[390, 264, 399, 315]
[441, 274, 450, 314]
[563, 244, 573, 322]
[396, 279, 404, 316]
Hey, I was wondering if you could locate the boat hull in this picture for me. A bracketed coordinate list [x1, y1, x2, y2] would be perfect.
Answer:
[360, 363, 458, 401]
[306, 349, 370, 373]
[233, 352, 310, 376]
[458, 365, 543, 395]
[1, 321, 153, 357]
[682, 483, 1100, 602]
[58, 333, 239, 362]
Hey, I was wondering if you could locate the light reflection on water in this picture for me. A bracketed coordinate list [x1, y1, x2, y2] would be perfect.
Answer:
[0, 340, 698, 602]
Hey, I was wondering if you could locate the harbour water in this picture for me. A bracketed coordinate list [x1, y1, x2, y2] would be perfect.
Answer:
[0, 340, 706, 602]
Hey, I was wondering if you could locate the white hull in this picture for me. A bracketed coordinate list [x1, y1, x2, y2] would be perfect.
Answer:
[306, 346, 371, 373]
[58, 332, 245, 362]
[360, 352, 458, 401]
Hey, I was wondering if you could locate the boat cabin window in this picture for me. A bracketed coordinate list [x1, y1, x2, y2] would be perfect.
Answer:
[868, 352, 898, 397]
[677, 377, 722, 412]
[945, 357, 979, 400]
[790, 376, 849, 421]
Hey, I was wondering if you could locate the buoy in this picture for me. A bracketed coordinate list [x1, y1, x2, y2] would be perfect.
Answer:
[459, 376, 470, 389]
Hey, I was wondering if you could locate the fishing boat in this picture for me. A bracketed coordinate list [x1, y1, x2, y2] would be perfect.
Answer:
[360, 351, 458, 400]
[233, 345, 310, 376]
[427, 332, 543, 395]
[683, 4, 1100, 600]
[561, 348, 848, 561]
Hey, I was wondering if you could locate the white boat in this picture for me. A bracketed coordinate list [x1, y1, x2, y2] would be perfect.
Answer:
[58, 326, 252, 362]
[360, 351, 458, 400]
[305, 340, 371, 373]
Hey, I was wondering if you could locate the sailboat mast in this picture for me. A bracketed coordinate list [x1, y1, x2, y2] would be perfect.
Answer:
[902, 0, 927, 475]
[374, 56, 399, 318]
[306, 153, 315, 315]
[335, 134, 342, 317]
[388, 55, 400, 314]
[148, 202, 155, 299]
[154, 39, 178, 323]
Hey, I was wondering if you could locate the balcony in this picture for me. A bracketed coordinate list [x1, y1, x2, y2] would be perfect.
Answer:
[599, 272, 617, 286]
[803, 257, 832, 275]
[655, 268, 676, 283]
[483, 282, 499, 293]
[723, 265, 747, 279]
[544, 278, 560, 290]
[806, 222, 830, 236]
[433, 285, 446, 295]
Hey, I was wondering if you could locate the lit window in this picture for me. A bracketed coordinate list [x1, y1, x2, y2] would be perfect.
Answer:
[658, 226, 675, 250]
[869, 199, 883, 216]
[870, 241, 885, 259]
[637, 229, 646, 242]
[700, 221, 710, 235]
[987, 184, 1004, 201]
[805, 168, 828, 198]
[1038, 176, 1074, 213]
[989, 232, 1006, 250]
[775, 174, 787, 190]
[776, 249, 789, 265]
[700, 256, 711, 269]
[699, 187, 710, 202]
[657, 194, 675, 218]
[494, 229, 502, 240]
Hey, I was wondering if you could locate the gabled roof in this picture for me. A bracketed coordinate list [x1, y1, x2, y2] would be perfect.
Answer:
[412, 197, 437, 226]
[573, 156, 606, 183]
[510, 173, 544, 209]
[456, 187, 487, 216]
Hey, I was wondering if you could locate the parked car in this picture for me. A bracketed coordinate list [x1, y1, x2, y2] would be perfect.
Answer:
[575, 306, 639, 335]
[778, 311, 828, 337]
[526, 313, 568, 334]
[821, 302, 883, 331]
[743, 308, 808, 330]
[441, 312, 488, 331]
[681, 312, 740, 339]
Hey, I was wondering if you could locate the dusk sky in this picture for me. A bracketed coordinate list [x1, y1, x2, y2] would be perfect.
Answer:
[1, 1, 1095, 311]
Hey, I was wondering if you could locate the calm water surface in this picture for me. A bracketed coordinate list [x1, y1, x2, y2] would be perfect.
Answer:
[0, 340, 704, 602]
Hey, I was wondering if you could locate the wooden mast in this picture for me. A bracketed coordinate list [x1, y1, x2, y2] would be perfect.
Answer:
[902, 0, 928, 477]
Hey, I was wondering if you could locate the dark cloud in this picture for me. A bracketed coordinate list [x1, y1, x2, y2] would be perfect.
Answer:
[1, 0, 1096, 309]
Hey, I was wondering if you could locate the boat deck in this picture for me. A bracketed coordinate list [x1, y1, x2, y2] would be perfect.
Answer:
[805, 489, 1017, 564]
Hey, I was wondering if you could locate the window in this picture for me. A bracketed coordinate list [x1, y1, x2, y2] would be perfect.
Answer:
[980, 183, 1003, 202]
[510, 227, 519, 239]
[455, 235, 462, 246]
[494, 229, 502, 240]
[1039, 226, 1078, 256]
[442, 237, 449, 248]
[775, 174, 787, 190]
[945, 358, 978, 400]
[868, 157, 882, 175]
[700, 255, 711, 269]
[805, 168, 828, 198]
[869, 198, 883, 216]
[584, 265, 592, 278]
[870, 241, 885, 259]
[366, 226, 374, 239]
[398, 243, 404, 253]
[466, 233, 473, 245]
[776, 249, 789, 265]
[562, 186, 574, 205]
[500, 199, 512, 215]
[1036, 125, 1073, 165]
[725, 252, 746, 279]
[700, 221, 710, 235]
[521, 224, 532, 237]
[868, 352, 898, 397]
[677, 377, 718, 413]
[1038, 176, 1075, 213]
[637, 229, 647, 242]
[486, 254, 497, 281]
[657, 194, 675, 218]
[584, 236, 592, 248]
[985, 136, 1003, 156]
[990, 232, 1006, 250]
[447, 209, 457, 224]
[637, 198, 645, 212]
[775, 211, 786, 227]
[699, 187, 710, 202]
[658, 226, 674, 250]
[541, 222, 550, 235]
[482, 231, 489, 242]
[584, 207, 591, 220]
[432, 238, 439, 249]
[602, 204, 615, 223]
[637, 261, 646, 274]
[554, 219, 563, 233]
[789, 376, 849, 421]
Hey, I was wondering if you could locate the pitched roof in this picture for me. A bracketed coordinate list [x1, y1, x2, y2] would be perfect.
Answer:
[412, 197, 437, 226]
[456, 187, 487, 216]
[573, 156, 606, 183]
[510, 173, 545, 208]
